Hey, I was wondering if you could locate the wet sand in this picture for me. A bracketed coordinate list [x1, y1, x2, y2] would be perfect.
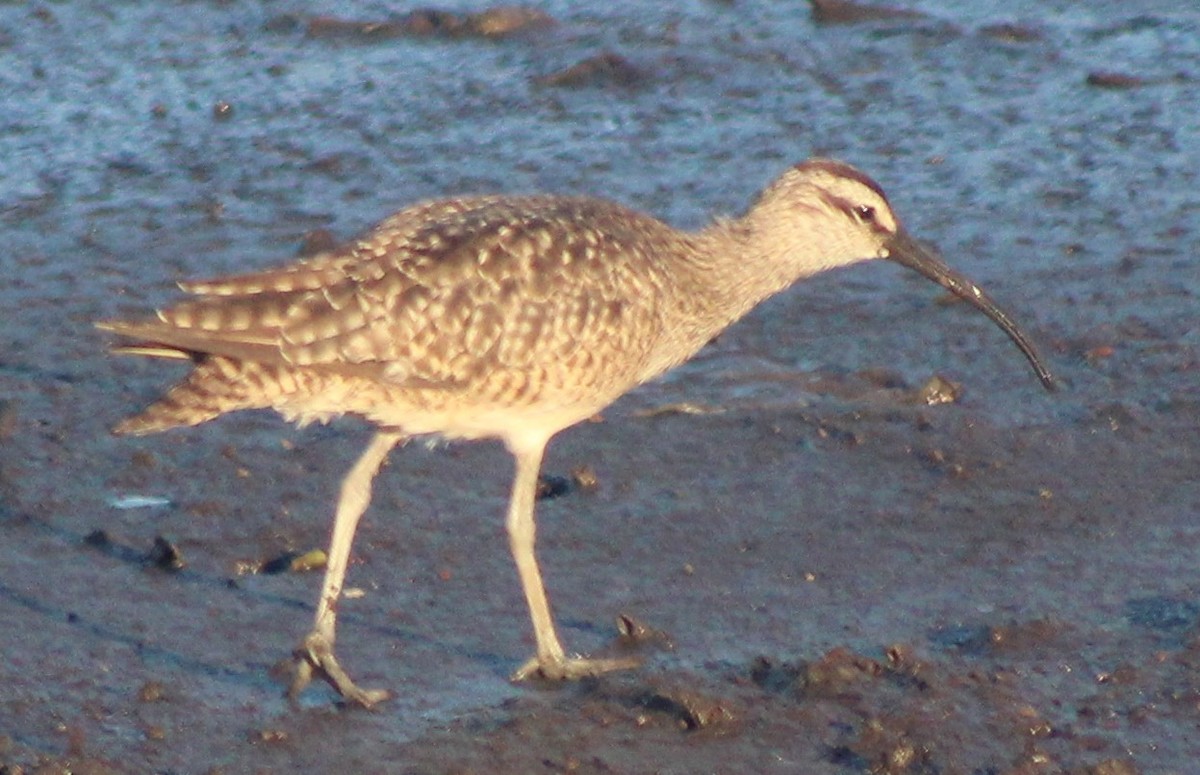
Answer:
[2, 1, 1198, 772]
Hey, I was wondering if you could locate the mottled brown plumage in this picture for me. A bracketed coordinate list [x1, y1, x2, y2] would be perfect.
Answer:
[99, 159, 1055, 707]
[102, 195, 694, 438]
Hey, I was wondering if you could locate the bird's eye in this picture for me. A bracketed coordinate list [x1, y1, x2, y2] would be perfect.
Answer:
[855, 205, 876, 222]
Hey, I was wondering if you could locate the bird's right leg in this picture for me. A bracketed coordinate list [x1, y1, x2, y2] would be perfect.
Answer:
[506, 439, 641, 681]
[288, 430, 404, 708]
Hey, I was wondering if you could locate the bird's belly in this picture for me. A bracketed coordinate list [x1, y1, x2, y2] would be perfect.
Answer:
[273, 367, 628, 444]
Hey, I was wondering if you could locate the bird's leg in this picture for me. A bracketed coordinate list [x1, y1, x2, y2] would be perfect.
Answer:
[289, 430, 404, 708]
[506, 439, 641, 681]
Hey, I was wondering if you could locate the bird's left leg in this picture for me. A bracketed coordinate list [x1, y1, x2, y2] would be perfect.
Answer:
[289, 430, 404, 708]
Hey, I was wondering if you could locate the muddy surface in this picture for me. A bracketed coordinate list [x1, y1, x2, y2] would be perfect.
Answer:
[2, 1, 1198, 773]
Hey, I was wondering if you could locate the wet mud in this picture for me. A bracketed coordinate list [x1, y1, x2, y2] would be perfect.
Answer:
[2, 1, 1199, 773]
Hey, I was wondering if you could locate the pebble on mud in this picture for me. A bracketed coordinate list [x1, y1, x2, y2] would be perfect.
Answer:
[535, 473, 571, 500]
[917, 374, 960, 405]
[252, 728, 289, 744]
[920, 447, 969, 478]
[569, 464, 599, 493]
[1086, 71, 1149, 89]
[137, 680, 166, 703]
[815, 421, 864, 447]
[802, 647, 885, 697]
[147, 535, 185, 571]
[883, 642, 923, 675]
[615, 613, 674, 652]
[637, 684, 734, 731]
[848, 718, 932, 774]
[1085, 344, 1116, 364]
[288, 548, 328, 573]
[808, 0, 924, 25]
[750, 648, 895, 698]
[748, 655, 805, 693]
[465, 6, 556, 37]
[257, 548, 328, 574]
[534, 52, 645, 89]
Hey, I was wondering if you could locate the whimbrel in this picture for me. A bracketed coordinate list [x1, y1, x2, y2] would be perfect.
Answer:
[98, 159, 1056, 708]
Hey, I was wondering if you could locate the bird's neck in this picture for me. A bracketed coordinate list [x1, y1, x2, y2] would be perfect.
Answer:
[631, 216, 800, 382]
[680, 212, 809, 327]
[636, 202, 868, 384]
[689, 195, 873, 314]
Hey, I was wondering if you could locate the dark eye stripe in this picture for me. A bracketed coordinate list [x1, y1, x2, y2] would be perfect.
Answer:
[818, 194, 895, 236]
[823, 194, 872, 223]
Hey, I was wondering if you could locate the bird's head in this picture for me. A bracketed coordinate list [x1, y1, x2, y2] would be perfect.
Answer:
[749, 159, 1057, 391]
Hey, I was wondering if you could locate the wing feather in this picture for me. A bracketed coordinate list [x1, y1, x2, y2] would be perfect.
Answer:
[102, 195, 678, 394]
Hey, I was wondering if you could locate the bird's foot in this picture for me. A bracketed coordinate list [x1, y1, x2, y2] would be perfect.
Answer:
[511, 653, 642, 682]
[288, 631, 391, 709]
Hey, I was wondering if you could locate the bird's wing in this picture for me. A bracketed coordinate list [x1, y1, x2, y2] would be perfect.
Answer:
[98, 197, 517, 366]
[277, 196, 675, 387]
[177, 197, 511, 296]
[101, 196, 676, 391]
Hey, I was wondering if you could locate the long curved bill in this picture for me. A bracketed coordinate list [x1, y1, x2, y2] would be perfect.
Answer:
[885, 230, 1057, 391]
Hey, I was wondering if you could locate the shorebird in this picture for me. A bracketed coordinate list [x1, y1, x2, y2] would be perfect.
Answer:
[98, 159, 1056, 708]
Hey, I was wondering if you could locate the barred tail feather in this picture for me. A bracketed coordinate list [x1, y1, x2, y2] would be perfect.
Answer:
[112, 357, 274, 436]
